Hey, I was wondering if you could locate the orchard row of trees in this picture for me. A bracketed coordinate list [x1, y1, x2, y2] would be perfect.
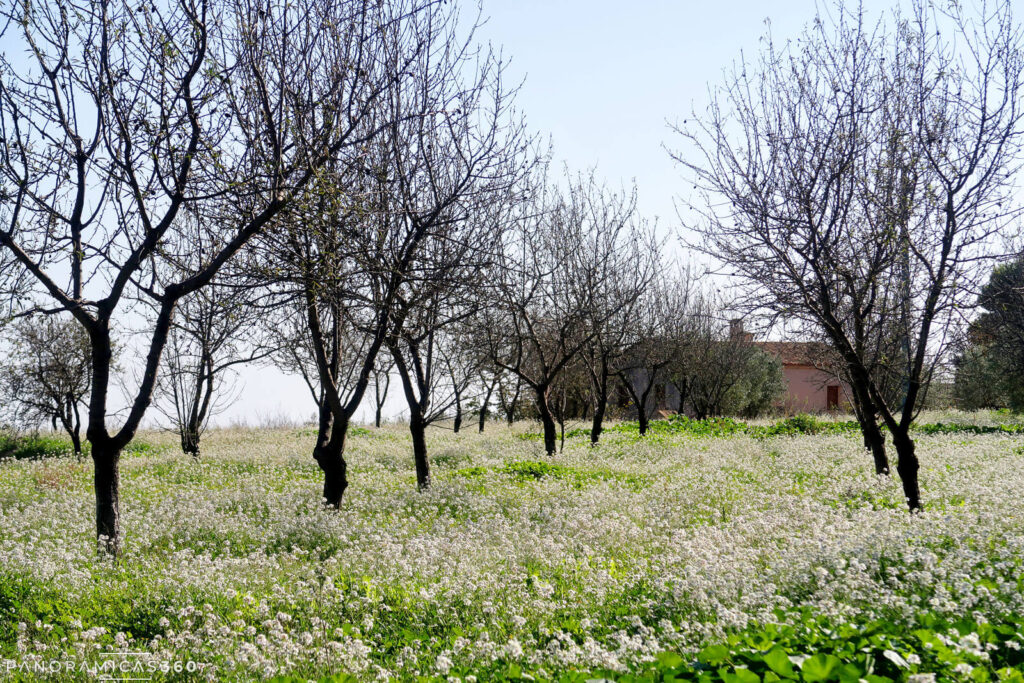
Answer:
[1, 0, 1022, 549]
[0, 0, 527, 551]
[0, 0, 783, 552]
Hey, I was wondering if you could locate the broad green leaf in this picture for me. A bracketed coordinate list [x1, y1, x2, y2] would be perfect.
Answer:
[656, 651, 685, 669]
[800, 653, 841, 682]
[722, 668, 761, 683]
[699, 645, 730, 665]
[763, 647, 796, 678]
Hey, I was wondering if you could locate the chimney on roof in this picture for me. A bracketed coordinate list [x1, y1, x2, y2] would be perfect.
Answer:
[729, 318, 754, 343]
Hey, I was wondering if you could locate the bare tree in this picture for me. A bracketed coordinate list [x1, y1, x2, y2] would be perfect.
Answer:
[577, 199, 656, 445]
[155, 274, 269, 457]
[371, 352, 395, 429]
[673, 0, 1024, 510]
[495, 370, 523, 426]
[438, 322, 485, 434]
[382, 150, 525, 488]
[0, 0, 430, 551]
[474, 365, 503, 432]
[388, 300, 476, 489]
[548, 357, 590, 451]
[0, 316, 93, 455]
[483, 171, 649, 454]
[265, 2, 526, 503]
[615, 281, 679, 436]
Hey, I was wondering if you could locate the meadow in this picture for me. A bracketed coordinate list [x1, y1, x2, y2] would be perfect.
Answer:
[1, 413, 1023, 682]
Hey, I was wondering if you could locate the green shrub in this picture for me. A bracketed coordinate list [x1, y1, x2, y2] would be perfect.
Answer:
[0, 432, 81, 460]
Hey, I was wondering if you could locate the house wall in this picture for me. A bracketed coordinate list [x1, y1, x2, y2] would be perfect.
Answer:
[779, 365, 849, 413]
[621, 365, 851, 417]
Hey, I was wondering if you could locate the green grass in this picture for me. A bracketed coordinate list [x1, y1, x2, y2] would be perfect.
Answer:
[522, 413, 1024, 443]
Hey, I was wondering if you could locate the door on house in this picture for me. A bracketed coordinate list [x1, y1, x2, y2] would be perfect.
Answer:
[826, 385, 840, 410]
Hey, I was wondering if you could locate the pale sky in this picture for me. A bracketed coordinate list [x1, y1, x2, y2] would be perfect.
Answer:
[219, 0, 905, 427]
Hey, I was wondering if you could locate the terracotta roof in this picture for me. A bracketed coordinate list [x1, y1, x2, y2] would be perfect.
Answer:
[755, 341, 835, 367]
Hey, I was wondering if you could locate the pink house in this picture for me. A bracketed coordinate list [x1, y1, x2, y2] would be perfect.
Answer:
[729, 320, 848, 413]
[622, 322, 852, 418]
[755, 340, 850, 413]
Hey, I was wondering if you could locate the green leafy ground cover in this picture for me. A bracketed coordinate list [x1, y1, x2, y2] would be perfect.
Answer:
[0, 414, 1022, 681]
[523, 413, 1024, 442]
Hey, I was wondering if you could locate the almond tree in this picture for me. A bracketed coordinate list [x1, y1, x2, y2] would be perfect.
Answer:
[265, 3, 527, 504]
[371, 352, 395, 429]
[155, 275, 270, 457]
[0, 0, 429, 551]
[674, 0, 1024, 510]
[0, 316, 93, 455]
[483, 172, 650, 454]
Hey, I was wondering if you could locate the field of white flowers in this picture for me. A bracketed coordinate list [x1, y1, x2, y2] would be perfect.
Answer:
[1, 413, 1023, 682]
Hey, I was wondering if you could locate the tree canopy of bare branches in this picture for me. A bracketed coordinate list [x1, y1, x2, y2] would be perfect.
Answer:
[0, 316, 94, 455]
[673, 0, 1024, 511]
[0, 0, 442, 551]
[482, 170, 654, 454]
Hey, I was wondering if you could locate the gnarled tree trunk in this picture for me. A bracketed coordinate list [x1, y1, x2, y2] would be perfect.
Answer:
[478, 378, 496, 433]
[891, 428, 921, 512]
[850, 384, 890, 475]
[312, 404, 349, 508]
[590, 399, 606, 446]
[535, 385, 557, 455]
[452, 390, 463, 434]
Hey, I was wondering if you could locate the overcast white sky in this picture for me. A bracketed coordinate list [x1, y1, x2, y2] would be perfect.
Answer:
[219, 0, 908, 426]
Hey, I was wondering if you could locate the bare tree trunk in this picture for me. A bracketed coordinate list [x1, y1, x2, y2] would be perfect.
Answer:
[478, 378, 496, 432]
[312, 403, 349, 508]
[620, 374, 650, 435]
[863, 416, 889, 476]
[505, 379, 521, 425]
[590, 399, 606, 446]
[452, 390, 463, 433]
[590, 366, 609, 446]
[60, 397, 85, 458]
[86, 321, 128, 553]
[851, 388, 890, 475]
[63, 394, 85, 457]
[179, 350, 213, 458]
[555, 390, 567, 453]
[410, 413, 430, 490]
[535, 386, 557, 455]
[92, 440, 121, 554]
[891, 427, 921, 512]
[373, 371, 389, 429]
[181, 426, 201, 458]
[852, 386, 889, 476]
[674, 378, 688, 415]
